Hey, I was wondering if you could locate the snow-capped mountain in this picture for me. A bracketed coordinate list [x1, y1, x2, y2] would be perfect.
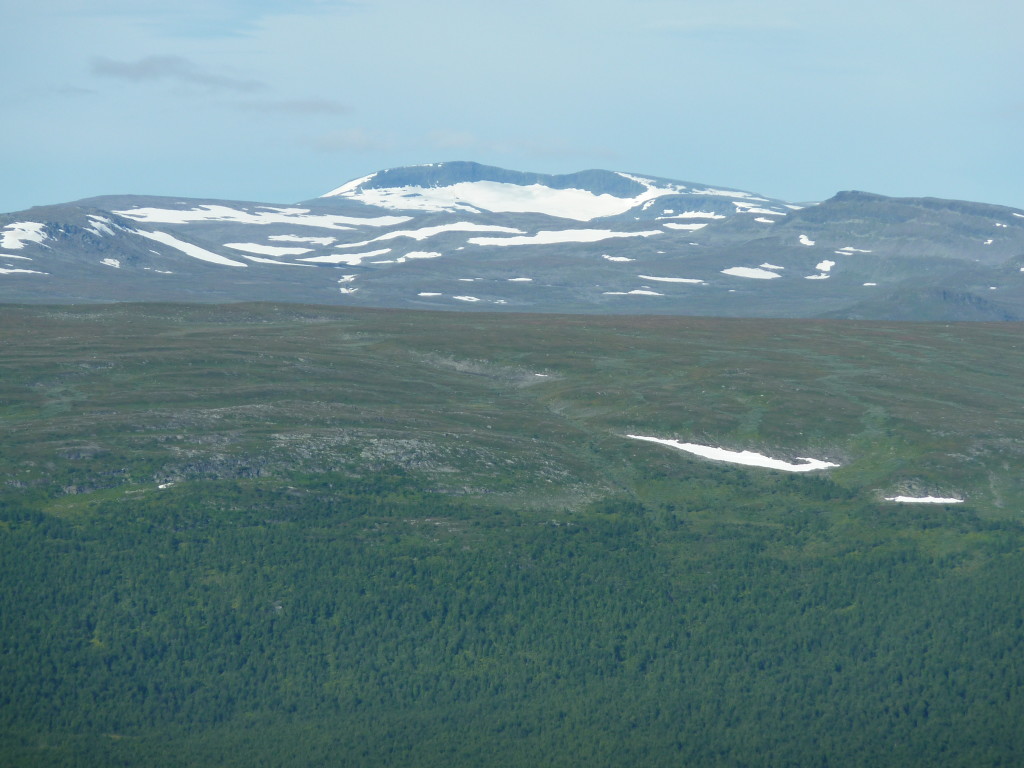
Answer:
[3, 161, 1024, 320]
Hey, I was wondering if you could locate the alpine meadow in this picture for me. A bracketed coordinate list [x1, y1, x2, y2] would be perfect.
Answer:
[1, 300, 1023, 766]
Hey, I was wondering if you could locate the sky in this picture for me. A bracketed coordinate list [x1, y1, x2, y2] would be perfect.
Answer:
[3, 0, 1023, 213]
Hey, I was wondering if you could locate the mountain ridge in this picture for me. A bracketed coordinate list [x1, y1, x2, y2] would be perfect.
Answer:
[3, 161, 1023, 320]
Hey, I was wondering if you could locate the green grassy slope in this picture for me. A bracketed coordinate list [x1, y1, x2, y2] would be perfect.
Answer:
[1, 304, 1022, 766]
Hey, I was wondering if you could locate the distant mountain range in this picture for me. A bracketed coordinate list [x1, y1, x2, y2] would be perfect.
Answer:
[3, 161, 1024, 320]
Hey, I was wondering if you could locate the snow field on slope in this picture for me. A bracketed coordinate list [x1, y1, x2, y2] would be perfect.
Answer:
[136, 230, 247, 267]
[721, 267, 781, 280]
[115, 204, 410, 229]
[1, 222, 48, 249]
[627, 435, 839, 472]
[467, 229, 662, 247]
[325, 173, 688, 222]
[332, 222, 524, 249]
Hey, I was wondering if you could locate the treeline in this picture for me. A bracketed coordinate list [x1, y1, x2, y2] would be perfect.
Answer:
[1, 471, 1022, 766]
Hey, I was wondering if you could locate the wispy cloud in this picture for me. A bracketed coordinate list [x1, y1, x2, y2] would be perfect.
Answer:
[235, 98, 351, 115]
[91, 55, 265, 92]
[305, 129, 395, 152]
[426, 131, 617, 161]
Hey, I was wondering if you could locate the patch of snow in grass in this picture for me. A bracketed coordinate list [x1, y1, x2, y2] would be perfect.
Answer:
[863, 282, 877, 286]
[225, 243, 313, 256]
[733, 202, 786, 216]
[417, 292, 442, 297]
[100, 258, 120, 268]
[299, 248, 391, 265]
[759, 263, 783, 270]
[397, 251, 442, 262]
[452, 295, 481, 302]
[1, 222, 47, 249]
[627, 435, 839, 471]
[333, 222, 524, 249]
[754, 217, 776, 223]
[689, 187, 765, 200]
[269, 234, 336, 245]
[603, 255, 635, 262]
[657, 211, 726, 220]
[0, 267, 47, 275]
[663, 222, 708, 231]
[508, 277, 533, 282]
[603, 289, 665, 296]
[637, 274, 705, 284]
[721, 267, 781, 280]
[87, 216, 118, 236]
[467, 229, 662, 247]
[836, 246, 872, 253]
[885, 495, 963, 504]
[136, 230, 248, 267]
[239, 255, 314, 266]
[116, 204, 408, 229]
[799, 234, 815, 246]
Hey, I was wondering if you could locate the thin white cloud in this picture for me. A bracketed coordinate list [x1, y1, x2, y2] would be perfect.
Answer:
[234, 98, 350, 115]
[306, 129, 395, 152]
[91, 55, 265, 91]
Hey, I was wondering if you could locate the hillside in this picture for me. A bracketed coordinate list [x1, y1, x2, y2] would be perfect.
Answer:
[2, 303, 1022, 766]
[3, 162, 1024, 320]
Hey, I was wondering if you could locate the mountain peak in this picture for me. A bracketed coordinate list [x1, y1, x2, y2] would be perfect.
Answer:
[318, 161, 737, 222]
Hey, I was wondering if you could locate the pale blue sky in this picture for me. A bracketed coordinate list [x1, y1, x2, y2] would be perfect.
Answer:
[3, 0, 1022, 212]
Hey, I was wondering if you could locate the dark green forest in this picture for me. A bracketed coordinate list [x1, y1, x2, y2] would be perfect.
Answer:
[1, 304, 1022, 766]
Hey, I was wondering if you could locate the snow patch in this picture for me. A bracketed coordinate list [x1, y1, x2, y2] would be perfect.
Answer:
[468, 229, 662, 247]
[733, 202, 786, 216]
[136, 230, 248, 267]
[1, 222, 47, 249]
[452, 295, 481, 302]
[417, 292, 442, 297]
[100, 258, 120, 268]
[333, 222, 524, 249]
[507, 277, 533, 282]
[299, 249, 391, 265]
[115, 204, 408, 229]
[603, 289, 665, 296]
[721, 267, 781, 280]
[325, 173, 687, 222]
[657, 211, 725, 220]
[663, 222, 708, 231]
[627, 435, 839, 472]
[269, 235, 336, 245]
[637, 274, 705, 284]
[86, 216, 118, 236]
[885, 495, 963, 504]
[799, 234, 815, 246]
[603, 254, 635, 262]
[759, 263, 783, 270]
[225, 243, 313, 256]
[240, 255, 315, 266]
[0, 267, 47, 275]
